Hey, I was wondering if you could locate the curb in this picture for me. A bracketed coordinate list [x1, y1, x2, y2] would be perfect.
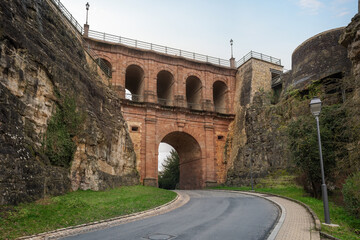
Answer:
[320, 232, 341, 240]
[18, 191, 189, 240]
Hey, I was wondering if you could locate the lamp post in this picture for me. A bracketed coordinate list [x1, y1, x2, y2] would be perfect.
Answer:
[86, 2, 90, 25]
[310, 97, 331, 224]
[230, 39, 234, 59]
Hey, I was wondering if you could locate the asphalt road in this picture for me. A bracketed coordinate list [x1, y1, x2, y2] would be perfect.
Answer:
[64, 190, 279, 240]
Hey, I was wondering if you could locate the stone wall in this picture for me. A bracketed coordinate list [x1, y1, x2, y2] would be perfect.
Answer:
[284, 28, 351, 90]
[0, 0, 138, 205]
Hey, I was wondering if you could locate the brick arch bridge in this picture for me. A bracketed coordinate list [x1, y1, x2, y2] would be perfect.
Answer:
[84, 34, 282, 188]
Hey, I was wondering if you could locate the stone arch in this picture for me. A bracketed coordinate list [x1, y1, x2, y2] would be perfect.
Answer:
[125, 64, 145, 102]
[213, 80, 228, 113]
[160, 131, 203, 189]
[186, 75, 203, 110]
[157, 70, 174, 106]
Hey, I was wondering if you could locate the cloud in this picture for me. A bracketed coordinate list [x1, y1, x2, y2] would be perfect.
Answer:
[298, 0, 324, 14]
[336, 10, 350, 17]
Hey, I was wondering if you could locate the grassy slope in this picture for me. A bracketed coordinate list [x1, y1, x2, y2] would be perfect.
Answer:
[0, 186, 176, 239]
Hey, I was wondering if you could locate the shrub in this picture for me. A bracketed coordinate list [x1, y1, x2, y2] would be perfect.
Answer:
[44, 96, 85, 167]
[287, 105, 349, 197]
[343, 172, 360, 218]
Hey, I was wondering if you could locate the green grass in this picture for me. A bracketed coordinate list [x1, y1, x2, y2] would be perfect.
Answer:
[211, 184, 360, 240]
[0, 186, 176, 240]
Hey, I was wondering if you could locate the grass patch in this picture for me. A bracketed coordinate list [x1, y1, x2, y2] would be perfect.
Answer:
[211, 178, 360, 239]
[0, 186, 176, 239]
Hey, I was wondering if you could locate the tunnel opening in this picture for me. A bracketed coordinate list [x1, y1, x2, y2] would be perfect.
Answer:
[160, 132, 203, 189]
[158, 143, 179, 190]
[157, 70, 174, 106]
[186, 76, 202, 110]
[213, 81, 228, 113]
[125, 64, 144, 102]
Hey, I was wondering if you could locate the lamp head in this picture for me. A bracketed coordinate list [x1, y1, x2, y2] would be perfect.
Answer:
[310, 97, 322, 116]
[230, 39, 233, 46]
[86, 2, 90, 10]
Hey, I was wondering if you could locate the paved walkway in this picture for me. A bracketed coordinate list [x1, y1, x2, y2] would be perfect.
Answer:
[239, 191, 321, 240]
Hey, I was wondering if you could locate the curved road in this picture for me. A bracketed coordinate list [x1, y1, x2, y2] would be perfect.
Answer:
[64, 190, 279, 240]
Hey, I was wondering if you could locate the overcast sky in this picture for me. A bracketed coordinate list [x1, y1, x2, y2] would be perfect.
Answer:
[60, 0, 357, 70]
[58, 0, 358, 169]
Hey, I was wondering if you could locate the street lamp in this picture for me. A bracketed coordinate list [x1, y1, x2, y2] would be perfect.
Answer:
[86, 2, 90, 25]
[310, 97, 331, 224]
[230, 39, 234, 58]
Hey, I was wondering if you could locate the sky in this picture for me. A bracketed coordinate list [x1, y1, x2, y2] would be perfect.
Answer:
[60, 0, 357, 71]
[58, 0, 358, 169]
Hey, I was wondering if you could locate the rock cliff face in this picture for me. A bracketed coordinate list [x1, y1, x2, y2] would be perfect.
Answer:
[0, 0, 138, 205]
[226, 15, 360, 187]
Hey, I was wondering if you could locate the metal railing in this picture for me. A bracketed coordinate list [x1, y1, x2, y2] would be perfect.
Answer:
[87, 30, 231, 68]
[49, 1, 281, 75]
[49, 0, 112, 78]
[236, 51, 281, 67]
[125, 93, 144, 102]
[50, 0, 83, 34]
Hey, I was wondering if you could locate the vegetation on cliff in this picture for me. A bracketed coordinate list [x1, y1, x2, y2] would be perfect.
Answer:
[43, 96, 85, 167]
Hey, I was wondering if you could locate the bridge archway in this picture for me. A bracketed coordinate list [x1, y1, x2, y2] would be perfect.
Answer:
[157, 70, 174, 106]
[213, 80, 228, 113]
[161, 131, 203, 189]
[125, 64, 144, 102]
[186, 76, 202, 110]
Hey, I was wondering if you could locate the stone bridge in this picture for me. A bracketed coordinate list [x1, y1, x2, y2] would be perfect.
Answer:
[83, 30, 283, 189]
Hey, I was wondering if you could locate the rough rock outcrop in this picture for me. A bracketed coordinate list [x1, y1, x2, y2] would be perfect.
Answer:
[0, 0, 138, 205]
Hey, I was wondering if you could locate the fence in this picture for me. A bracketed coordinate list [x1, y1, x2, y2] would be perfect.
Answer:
[49, 0, 281, 75]
[87, 30, 231, 68]
[236, 51, 281, 67]
[49, 0, 112, 78]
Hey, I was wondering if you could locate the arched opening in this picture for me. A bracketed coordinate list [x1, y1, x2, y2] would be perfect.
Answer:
[125, 65, 144, 102]
[158, 143, 179, 189]
[95, 58, 112, 77]
[213, 81, 228, 113]
[160, 132, 203, 189]
[186, 76, 202, 110]
[157, 70, 174, 106]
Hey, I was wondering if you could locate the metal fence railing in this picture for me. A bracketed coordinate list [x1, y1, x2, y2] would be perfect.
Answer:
[50, 0, 84, 34]
[87, 30, 232, 68]
[236, 51, 281, 67]
[49, 0, 281, 77]
[49, 0, 112, 78]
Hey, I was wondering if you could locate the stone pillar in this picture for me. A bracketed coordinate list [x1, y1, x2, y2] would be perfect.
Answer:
[143, 111, 157, 187]
[230, 57, 236, 68]
[202, 99, 213, 111]
[204, 120, 216, 186]
[84, 24, 89, 37]
[174, 95, 186, 108]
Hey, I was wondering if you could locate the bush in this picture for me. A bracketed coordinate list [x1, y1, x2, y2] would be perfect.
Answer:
[287, 105, 349, 197]
[158, 150, 179, 190]
[343, 172, 360, 218]
[44, 96, 85, 167]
